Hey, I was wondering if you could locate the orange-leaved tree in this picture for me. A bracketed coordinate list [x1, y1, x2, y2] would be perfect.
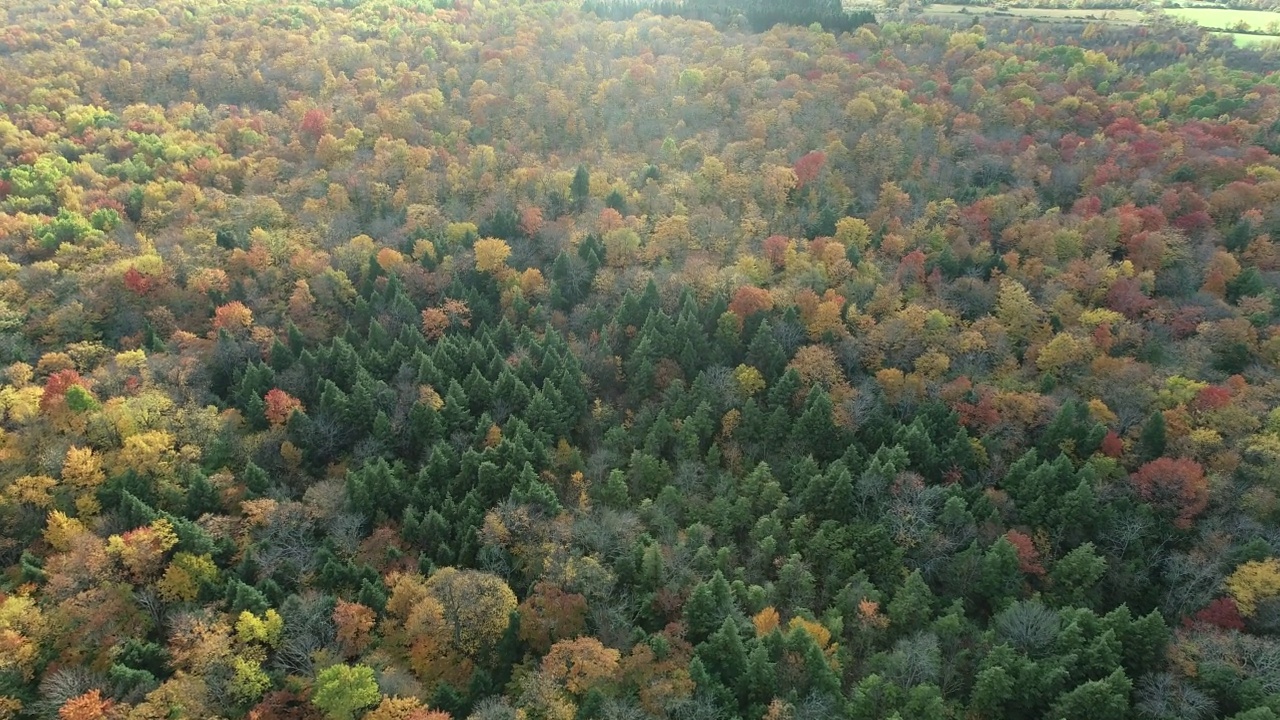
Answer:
[1130, 457, 1209, 529]
[264, 389, 304, 427]
[542, 637, 620, 695]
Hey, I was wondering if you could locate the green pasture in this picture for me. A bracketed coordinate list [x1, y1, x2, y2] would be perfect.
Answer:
[1165, 6, 1280, 32]
[1215, 30, 1280, 46]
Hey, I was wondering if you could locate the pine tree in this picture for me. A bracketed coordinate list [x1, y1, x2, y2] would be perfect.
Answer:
[685, 571, 738, 644]
[185, 471, 221, 518]
[1138, 411, 1167, 462]
[747, 320, 787, 381]
[1047, 668, 1131, 720]
[888, 570, 936, 632]
[741, 642, 776, 711]
[226, 579, 270, 614]
[625, 335, 658, 398]
[571, 164, 591, 209]
[979, 537, 1023, 612]
[270, 337, 295, 371]
[1049, 543, 1107, 609]
[894, 420, 941, 478]
[698, 617, 748, 701]
[791, 387, 842, 462]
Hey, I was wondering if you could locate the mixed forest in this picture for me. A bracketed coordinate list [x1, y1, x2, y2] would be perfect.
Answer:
[5, 0, 1280, 718]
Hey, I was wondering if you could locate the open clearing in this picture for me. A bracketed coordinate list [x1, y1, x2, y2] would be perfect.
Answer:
[1165, 6, 1280, 30]
[922, 3, 1280, 44]
[1215, 30, 1280, 46]
[923, 4, 1144, 24]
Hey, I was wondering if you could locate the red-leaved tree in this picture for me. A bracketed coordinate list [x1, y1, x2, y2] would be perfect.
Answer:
[1131, 457, 1209, 529]
[41, 369, 85, 412]
[1193, 385, 1232, 413]
[300, 109, 328, 142]
[123, 267, 153, 296]
[1100, 430, 1124, 459]
[1005, 530, 1045, 577]
[264, 389, 304, 427]
[1185, 597, 1246, 631]
[792, 151, 826, 188]
[763, 235, 790, 269]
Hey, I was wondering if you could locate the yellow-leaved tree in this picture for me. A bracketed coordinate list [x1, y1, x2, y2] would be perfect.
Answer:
[425, 567, 516, 657]
[733, 365, 766, 397]
[473, 238, 511, 275]
[364, 696, 451, 720]
[113, 429, 177, 477]
[62, 445, 105, 490]
[0, 593, 45, 680]
[235, 608, 283, 647]
[996, 278, 1048, 344]
[157, 552, 219, 602]
[835, 216, 871, 252]
[753, 606, 781, 636]
[43, 510, 88, 552]
[386, 568, 516, 690]
[1036, 332, 1095, 375]
[1226, 558, 1280, 616]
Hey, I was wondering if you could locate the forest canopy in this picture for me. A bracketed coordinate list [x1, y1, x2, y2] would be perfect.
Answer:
[1, 0, 1280, 719]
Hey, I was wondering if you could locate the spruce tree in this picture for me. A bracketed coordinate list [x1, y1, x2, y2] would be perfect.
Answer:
[571, 164, 591, 209]
[1139, 410, 1167, 461]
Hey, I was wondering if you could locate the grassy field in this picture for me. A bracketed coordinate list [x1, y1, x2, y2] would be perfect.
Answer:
[1163, 6, 1280, 31]
[920, 3, 1280, 44]
[1216, 30, 1280, 46]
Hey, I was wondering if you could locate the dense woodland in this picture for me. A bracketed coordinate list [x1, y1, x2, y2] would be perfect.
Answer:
[579, 0, 878, 34]
[4, 0, 1280, 718]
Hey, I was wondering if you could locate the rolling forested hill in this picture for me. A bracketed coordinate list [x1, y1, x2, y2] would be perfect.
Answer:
[1, 0, 1280, 718]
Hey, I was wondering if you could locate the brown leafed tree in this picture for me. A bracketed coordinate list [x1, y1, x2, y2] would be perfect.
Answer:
[333, 600, 376, 658]
[517, 583, 588, 654]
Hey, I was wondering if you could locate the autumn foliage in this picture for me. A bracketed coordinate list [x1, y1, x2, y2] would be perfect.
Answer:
[542, 637, 621, 694]
[517, 582, 588, 654]
[1006, 530, 1046, 577]
[1130, 458, 1210, 529]
[122, 267, 153, 296]
[421, 299, 471, 340]
[1185, 597, 1246, 631]
[58, 690, 116, 720]
[473, 238, 512, 275]
[0, 0, 1278, 717]
[40, 369, 85, 412]
[300, 109, 328, 141]
[1226, 558, 1280, 616]
[792, 151, 827, 188]
[729, 285, 773, 319]
[263, 389, 304, 426]
[213, 301, 254, 332]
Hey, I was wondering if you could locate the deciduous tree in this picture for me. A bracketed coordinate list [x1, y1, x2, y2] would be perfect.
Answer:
[542, 637, 620, 695]
[264, 389, 304, 427]
[1226, 558, 1280, 616]
[1130, 457, 1209, 529]
[311, 664, 380, 720]
[474, 238, 512, 275]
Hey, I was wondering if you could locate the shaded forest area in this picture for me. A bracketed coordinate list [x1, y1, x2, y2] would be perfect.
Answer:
[579, 0, 878, 33]
[1, 0, 1280, 719]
